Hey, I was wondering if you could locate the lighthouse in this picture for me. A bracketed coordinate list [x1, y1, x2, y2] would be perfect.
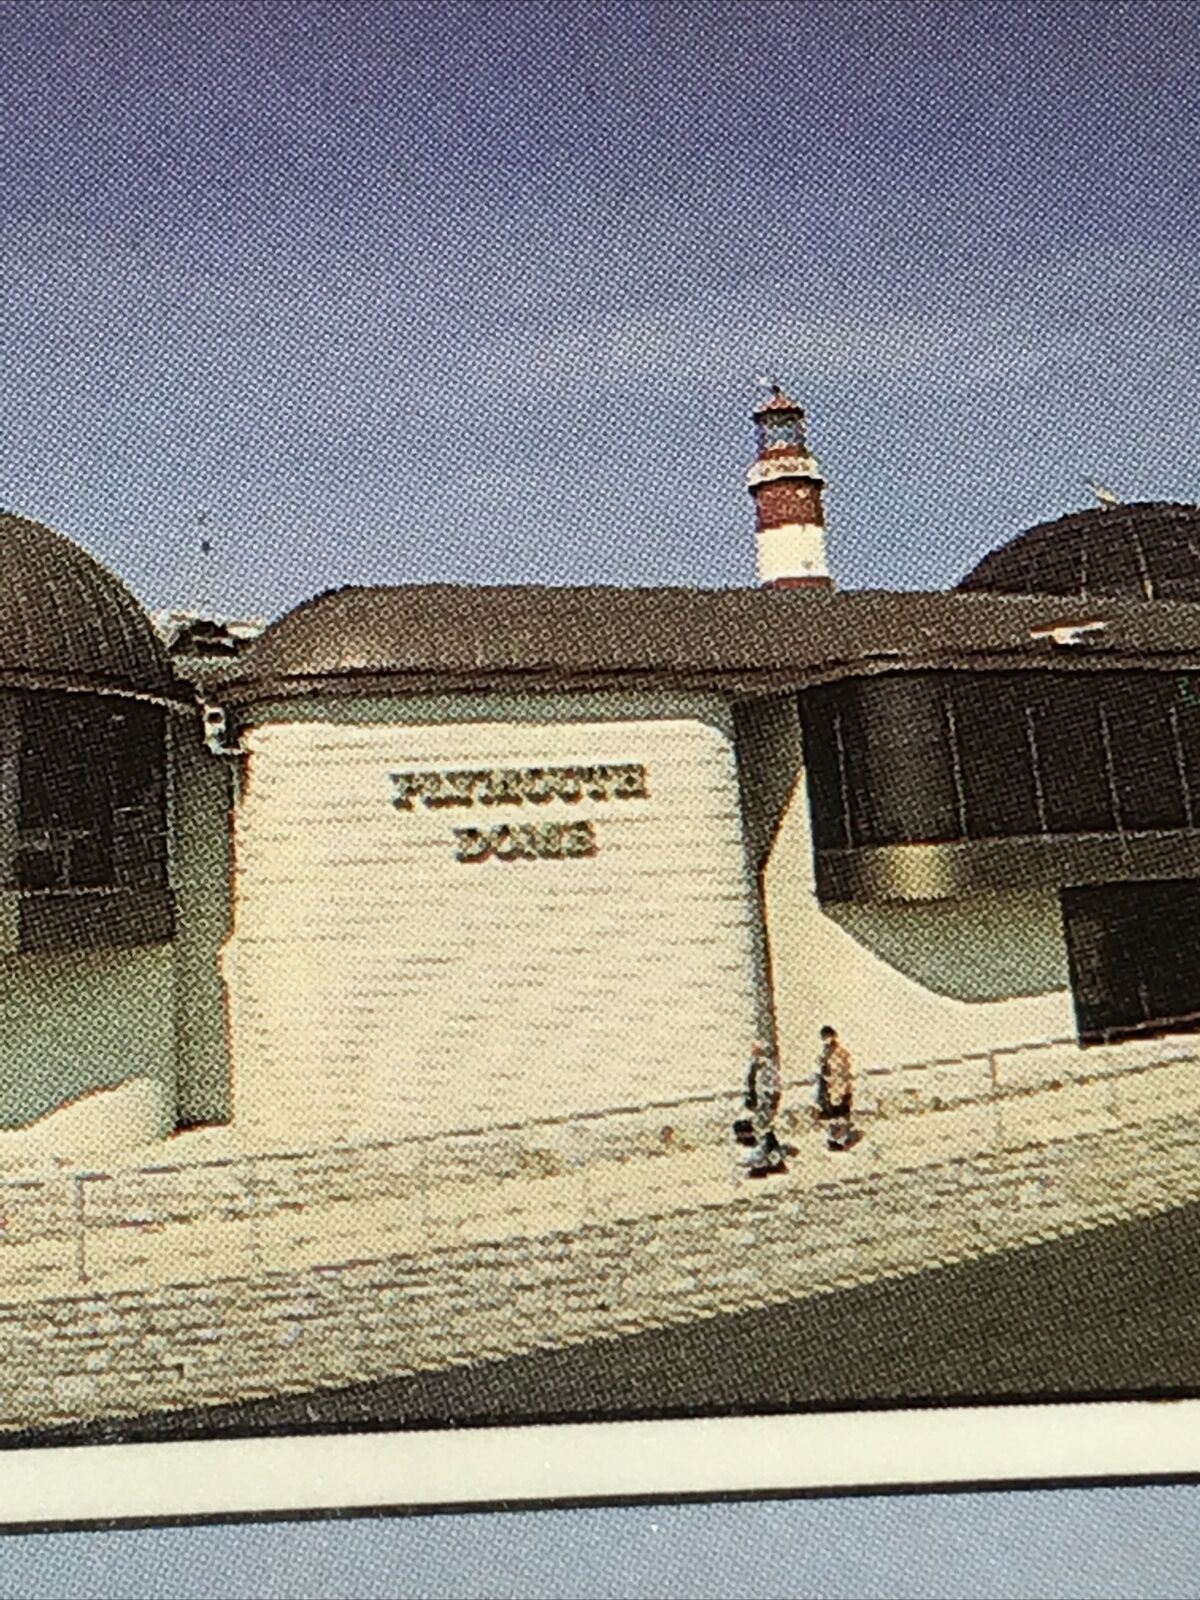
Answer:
[746, 384, 832, 589]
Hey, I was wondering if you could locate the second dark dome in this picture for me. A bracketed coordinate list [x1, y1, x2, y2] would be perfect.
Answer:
[957, 501, 1200, 602]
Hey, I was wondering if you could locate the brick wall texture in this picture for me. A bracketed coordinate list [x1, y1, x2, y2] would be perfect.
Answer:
[0, 1039, 1197, 1430]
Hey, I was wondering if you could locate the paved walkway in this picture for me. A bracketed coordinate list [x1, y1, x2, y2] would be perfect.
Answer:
[4, 1049, 1200, 1435]
[8, 1045, 1199, 1305]
[20, 1062, 1200, 1446]
[423, 1046, 1198, 1248]
[155, 1048, 1200, 1291]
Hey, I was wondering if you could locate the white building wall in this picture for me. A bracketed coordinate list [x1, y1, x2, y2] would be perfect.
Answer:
[224, 714, 762, 1144]
[169, 721, 235, 1127]
[764, 767, 1078, 1078]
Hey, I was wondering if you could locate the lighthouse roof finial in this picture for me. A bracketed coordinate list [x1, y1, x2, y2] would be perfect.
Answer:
[753, 376, 804, 417]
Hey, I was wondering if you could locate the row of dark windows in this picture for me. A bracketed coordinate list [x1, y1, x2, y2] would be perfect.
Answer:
[799, 670, 1200, 852]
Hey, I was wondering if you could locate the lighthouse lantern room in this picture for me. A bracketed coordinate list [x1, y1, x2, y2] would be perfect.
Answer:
[746, 384, 832, 589]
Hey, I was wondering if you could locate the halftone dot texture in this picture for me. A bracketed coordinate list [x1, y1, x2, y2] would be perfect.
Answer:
[3, 0, 1200, 1588]
[3, 1489, 1200, 1600]
[3, 1, 1200, 616]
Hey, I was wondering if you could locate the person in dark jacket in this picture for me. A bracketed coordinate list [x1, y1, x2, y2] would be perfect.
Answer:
[735, 1039, 787, 1178]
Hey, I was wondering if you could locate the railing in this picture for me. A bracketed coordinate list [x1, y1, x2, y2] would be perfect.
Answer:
[0, 1018, 1195, 1300]
[119, 1009, 1200, 1179]
[5, 1011, 1200, 1287]
[855, 1007, 1200, 1098]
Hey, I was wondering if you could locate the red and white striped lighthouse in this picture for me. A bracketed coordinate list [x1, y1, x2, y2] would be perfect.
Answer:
[746, 384, 831, 589]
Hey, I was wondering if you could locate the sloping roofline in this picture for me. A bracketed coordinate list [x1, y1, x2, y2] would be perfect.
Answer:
[216, 583, 1200, 704]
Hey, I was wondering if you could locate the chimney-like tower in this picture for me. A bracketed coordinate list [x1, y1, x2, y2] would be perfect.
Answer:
[746, 385, 832, 588]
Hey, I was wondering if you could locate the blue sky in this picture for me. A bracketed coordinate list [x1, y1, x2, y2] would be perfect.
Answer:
[1, 0, 1198, 618]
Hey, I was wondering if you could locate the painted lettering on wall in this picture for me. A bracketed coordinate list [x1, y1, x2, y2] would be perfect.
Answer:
[453, 821, 597, 863]
[388, 763, 649, 810]
[388, 763, 648, 862]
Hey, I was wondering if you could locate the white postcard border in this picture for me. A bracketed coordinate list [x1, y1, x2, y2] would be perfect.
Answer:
[2, 1400, 1198, 1528]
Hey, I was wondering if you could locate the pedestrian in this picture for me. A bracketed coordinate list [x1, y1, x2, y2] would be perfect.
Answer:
[817, 1025, 858, 1151]
[735, 1038, 787, 1178]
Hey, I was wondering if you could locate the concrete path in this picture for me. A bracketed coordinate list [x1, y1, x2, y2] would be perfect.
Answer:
[5, 1045, 1198, 1308]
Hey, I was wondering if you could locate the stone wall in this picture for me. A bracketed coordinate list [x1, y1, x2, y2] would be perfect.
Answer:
[0, 1040, 1198, 1430]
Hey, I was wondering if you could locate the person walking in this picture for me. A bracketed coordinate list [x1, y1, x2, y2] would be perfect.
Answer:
[818, 1025, 857, 1151]
[735, 1039, 787, 1178]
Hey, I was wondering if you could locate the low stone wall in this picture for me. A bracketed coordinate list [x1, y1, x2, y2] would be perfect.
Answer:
[0, 1044, 1199, 1430]
[0, 1124, 706, 1309]
[0, 1103, 1197, 1431]
[0, 1033, 1176, 1308]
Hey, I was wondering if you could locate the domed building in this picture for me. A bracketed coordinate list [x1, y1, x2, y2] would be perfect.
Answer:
[13, 412, 1200, 1158]
[207, 526, 1200, 1146]
[15, 402, 1200, 1438]
[0, 513, 232, 1137]
[200, 456, 1200, 1153]
[959, 501, 1200, 601]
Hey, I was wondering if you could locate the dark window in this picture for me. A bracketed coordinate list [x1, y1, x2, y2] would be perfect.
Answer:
[851, 676, 958, 845]
[17, 696, 115, 890]
[801, 669, 1200, 858]
[1062, 880, 1200, 1044]
[833, 680, 874, 846]
[0, 692, 170, 951]
[802, 676, 959, 848]
[1028, 676, 1114, 834]
[952, 677, 1040, 839]
[1104, 677, 1188, 832]
[1174, 681, 1200, 807]
[798, 686, 848, 850]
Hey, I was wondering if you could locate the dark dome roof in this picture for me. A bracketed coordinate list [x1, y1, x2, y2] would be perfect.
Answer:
[0, 512, 173, 695]
[958, 501, 1200, 601]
